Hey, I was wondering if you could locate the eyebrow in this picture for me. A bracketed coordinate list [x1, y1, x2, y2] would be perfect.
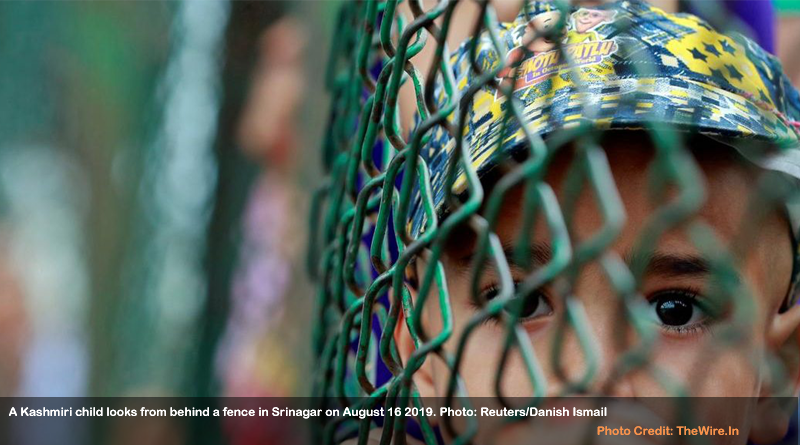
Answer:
[450, 241, 553, 274]
[626, 251, 712, 278]
[451, 242, 717, 280]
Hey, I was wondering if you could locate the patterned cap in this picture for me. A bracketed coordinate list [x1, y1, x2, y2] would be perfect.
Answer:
[407, 0, 800, 302]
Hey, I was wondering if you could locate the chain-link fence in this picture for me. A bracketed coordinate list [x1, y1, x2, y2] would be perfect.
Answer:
[308, 1, 800, 443]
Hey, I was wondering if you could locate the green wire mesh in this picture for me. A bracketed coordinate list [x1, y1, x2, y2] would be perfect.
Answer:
[307, 1, 800, 444]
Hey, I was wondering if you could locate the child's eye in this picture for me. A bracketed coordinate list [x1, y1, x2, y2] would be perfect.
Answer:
[479, 284, 554, 322]
[646, 289, 710, 335]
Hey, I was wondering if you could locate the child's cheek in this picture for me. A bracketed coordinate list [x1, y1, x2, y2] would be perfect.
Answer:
[651, 340, 761, 397]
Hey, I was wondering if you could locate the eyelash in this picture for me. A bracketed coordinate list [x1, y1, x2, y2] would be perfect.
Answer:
[472, 282, 553, 326]
[662, 325, 709, 336]
[646, 287, 713, 337]
[469, 284, 505, 326]
[471, 284, 715, 337]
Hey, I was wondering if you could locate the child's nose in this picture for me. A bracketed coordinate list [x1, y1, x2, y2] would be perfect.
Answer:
[545, 300, 640, 397]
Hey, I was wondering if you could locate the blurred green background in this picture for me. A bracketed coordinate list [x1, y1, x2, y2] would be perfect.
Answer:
[0, 0, 334, 402]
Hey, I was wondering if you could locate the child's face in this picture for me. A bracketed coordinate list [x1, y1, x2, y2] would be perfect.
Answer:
[400, 133, 800, 443]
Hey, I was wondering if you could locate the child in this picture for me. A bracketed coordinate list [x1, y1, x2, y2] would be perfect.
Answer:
[390, 1, 800, 443]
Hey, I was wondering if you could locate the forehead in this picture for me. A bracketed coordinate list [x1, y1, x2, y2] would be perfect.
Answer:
[444, 131, 763, 256]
